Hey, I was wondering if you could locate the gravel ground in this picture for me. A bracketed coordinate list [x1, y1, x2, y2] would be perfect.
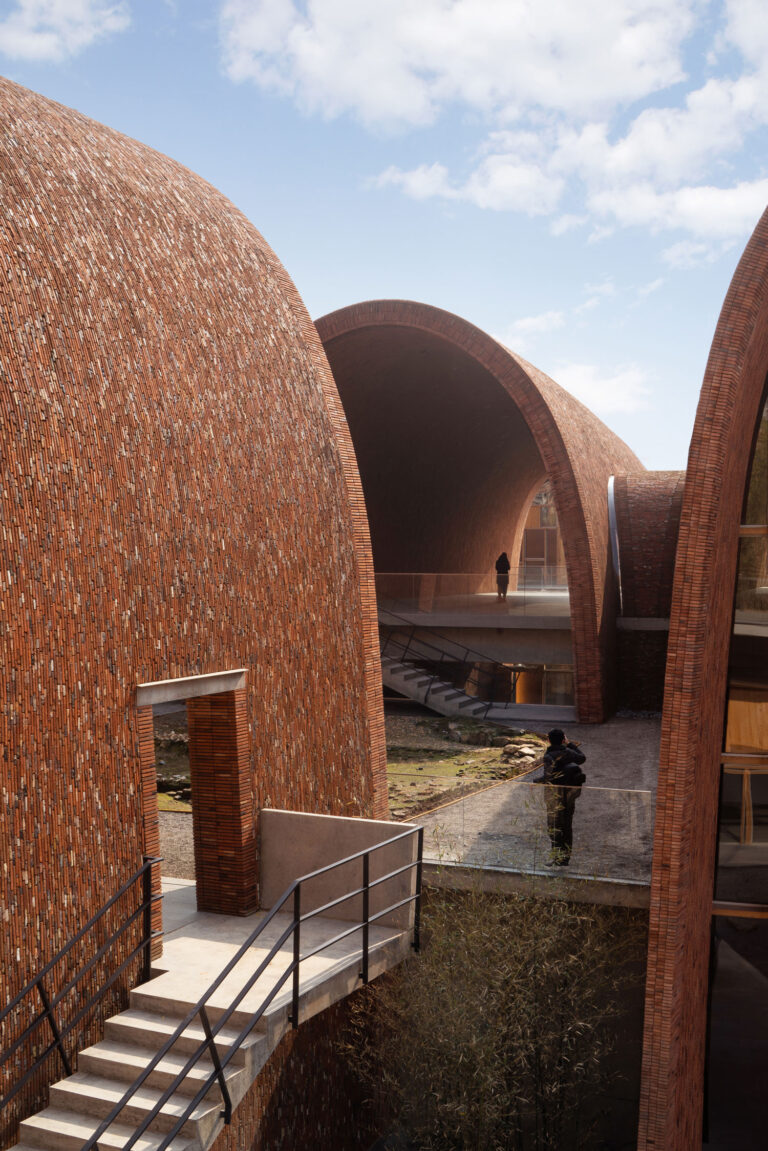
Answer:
[159, 811, 195, 879]
[157, 715, 548, 880]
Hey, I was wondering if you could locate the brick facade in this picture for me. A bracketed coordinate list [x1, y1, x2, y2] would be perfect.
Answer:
[0, 78, 386, 1140]
[638, 208, 768, 1148]
[613, 472, 684, 712]
[317, 302, 643, 723]
[613, 472, 685, 619]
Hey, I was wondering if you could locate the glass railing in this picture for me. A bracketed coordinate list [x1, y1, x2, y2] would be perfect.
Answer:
[396, 778, 653, 885]
[376, 567, 570, 618]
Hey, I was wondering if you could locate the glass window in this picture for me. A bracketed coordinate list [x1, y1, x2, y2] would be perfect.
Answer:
[743, 398, 768, 525]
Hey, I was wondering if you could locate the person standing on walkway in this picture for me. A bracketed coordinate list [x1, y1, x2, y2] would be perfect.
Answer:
[542, 728, 586, 866]
[495, 551, 511, 600]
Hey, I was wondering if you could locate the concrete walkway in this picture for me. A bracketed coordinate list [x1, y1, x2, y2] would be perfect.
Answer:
[417, 716, 660, 887]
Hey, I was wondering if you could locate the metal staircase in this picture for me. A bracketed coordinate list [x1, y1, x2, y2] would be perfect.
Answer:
[380, 610, 576, 723]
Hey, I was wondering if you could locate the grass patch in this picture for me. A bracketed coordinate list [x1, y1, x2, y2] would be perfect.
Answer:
[157, 792, 192, 813]
[386, 723, 545, 820]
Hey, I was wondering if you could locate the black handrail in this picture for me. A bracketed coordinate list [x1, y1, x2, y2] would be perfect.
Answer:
[80, 824, 424, 1150]
[379, 609, 525, 715]
[0, 855, 162, 1118]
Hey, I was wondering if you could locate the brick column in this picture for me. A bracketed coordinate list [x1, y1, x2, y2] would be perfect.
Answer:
[137, 704, 163, 958]
[187, 689, 257, 915]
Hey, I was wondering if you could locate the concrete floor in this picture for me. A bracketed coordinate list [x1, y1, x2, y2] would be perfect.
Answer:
[418, 716, 660, 888]
[156, 878, 411, 1022]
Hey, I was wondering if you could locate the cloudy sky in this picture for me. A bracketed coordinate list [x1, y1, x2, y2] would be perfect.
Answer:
[2, 0, 767, 468]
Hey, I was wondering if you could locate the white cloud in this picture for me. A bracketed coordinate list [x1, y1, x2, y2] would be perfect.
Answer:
[499, 310, 565, 354]
[374, 162, 456, 201]
[553, 362, 652, 415]
[589, 178, 768, 238]
[219, 0, 768, 250]
[219, 0, 695, 129]
[550, 213, 588, 236]
[0, 0, 129, 61]
[661, 240, 726, 269]
[637, 277, 665, 297]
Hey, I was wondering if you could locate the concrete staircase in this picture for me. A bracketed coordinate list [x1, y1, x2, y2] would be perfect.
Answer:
[380, 654, 576, 724]
[9, 906, 413, 1151]
[10, 995, 270, 1150]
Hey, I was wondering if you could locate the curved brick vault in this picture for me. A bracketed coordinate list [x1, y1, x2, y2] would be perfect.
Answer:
[639, 209, 768, 1149]
[316, 301, 643, 723]
[0, 76, 387, 1037]
[613, 472, 685, 620]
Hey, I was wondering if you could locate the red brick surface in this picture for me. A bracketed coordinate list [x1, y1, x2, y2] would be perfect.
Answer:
[638, 208, 768, 1149]
[209, 994, 382, 1151]
[0, 78, 385, 1141]
[317, 302, 643, 722]
[614, 472, 685, 618]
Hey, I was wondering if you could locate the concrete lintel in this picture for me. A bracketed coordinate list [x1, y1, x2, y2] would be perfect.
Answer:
[136, 668, 247, 707]
[422, 861, 650, 909]
[617, 617, 670, 632]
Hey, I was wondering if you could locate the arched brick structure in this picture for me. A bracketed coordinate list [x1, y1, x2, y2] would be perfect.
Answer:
[613, 472, 685, 712]
[316, 301, 643, 722]
[0, 76, 386, 1126]
[638, 210, 768, 1148]
[614, 472, 685, 619]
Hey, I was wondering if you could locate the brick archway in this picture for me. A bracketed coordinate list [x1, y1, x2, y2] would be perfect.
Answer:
[317, 300, 643, 722]
[639, 207, 768, 1148]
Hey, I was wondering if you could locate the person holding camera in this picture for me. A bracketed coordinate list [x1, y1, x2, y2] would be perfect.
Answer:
[541, 728, 586, 867]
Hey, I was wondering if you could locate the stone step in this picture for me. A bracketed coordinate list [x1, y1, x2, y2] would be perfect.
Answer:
[16, 1108, 195, 1151]
[77, 1039, 245, 1100]
[105, 1009, 253, 1063]
[49, 1072, 215, 1138]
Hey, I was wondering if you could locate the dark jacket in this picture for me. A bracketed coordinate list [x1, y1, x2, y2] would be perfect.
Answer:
[542, 742, 586, 787]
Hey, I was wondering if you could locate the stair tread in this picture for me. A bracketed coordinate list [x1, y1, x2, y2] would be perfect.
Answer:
[79, 1039, 243, 1082]
[19, 1108, 195, 1149]
[52, 1070, 218, 1115]
[107, 1008, 254, 1049]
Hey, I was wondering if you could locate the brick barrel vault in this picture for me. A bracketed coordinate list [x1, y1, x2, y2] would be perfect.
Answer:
[0, 77, 386, 1143]
[316, 300, 643, 724]
[639, 207, 768, 1149]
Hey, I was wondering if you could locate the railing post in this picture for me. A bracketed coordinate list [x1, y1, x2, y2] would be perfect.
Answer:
[36, 978, 73, 1078]
[361, 852, 370, 986]
[291, 885, 301, 1029]
[413, 828, 424, 954]
[199, 1005, 233, 1124]
[141, 856, 153, 985]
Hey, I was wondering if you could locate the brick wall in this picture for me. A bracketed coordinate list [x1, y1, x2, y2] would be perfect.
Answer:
[0, 77, 386, 1141]
[616, 631, 669, 713]
[317, 302, 644, 723]
[209, 995, 382, 1151]
[638, 207, 768, 1148]
[613, 472, 684, 713]
[613, 472, 685, 619]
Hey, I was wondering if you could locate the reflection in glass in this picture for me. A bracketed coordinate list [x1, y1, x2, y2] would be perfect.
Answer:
[743, 398, 768, 525]
[733, 536, 768, 623]
[707, 916, 768, 1144]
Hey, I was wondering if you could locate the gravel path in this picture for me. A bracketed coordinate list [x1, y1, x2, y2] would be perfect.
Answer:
[159, 811, 195, 879]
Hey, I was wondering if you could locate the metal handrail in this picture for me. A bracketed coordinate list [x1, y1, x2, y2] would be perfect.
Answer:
[0, 855, 162, 1118]
[80, 824, 424, 1151]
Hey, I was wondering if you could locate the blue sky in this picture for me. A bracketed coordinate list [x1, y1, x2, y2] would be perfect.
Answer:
[2, 1, 768, 469]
